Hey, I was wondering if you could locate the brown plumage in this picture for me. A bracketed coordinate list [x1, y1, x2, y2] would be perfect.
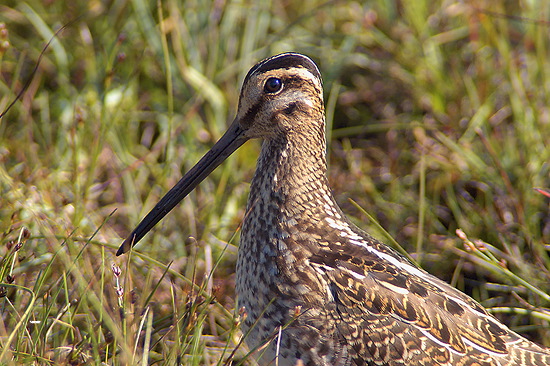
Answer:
[117, 53, 550, 365]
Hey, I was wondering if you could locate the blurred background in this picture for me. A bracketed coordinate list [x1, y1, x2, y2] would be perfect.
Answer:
[1, 0, 549, 364]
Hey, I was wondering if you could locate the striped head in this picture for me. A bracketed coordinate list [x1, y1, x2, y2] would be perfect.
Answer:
[236, 53, 325, 140]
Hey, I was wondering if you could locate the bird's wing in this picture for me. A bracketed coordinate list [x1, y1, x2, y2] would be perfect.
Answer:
[309, 234, 550, 366]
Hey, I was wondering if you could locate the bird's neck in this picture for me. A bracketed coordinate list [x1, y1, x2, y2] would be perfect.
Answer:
[247, 124, 335, 223]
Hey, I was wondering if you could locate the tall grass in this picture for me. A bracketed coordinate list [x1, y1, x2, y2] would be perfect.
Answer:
[0, 0, 549, 364]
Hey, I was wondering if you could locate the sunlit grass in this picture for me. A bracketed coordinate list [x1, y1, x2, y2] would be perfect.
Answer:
[0, 0, 549, 364]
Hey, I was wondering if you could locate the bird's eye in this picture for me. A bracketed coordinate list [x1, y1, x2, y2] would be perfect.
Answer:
[264, 77, 282, 93]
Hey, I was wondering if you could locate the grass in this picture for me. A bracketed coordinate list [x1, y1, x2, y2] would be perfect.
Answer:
[0, 0, 549, 364]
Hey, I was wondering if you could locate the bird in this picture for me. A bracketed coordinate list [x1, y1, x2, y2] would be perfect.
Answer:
[117, 53, 550, 365]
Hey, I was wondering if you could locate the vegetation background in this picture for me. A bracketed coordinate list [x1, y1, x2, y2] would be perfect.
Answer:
[0, 0, 549, 364]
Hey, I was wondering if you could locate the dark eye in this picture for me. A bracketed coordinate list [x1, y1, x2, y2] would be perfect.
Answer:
[264, 77, 282, 93]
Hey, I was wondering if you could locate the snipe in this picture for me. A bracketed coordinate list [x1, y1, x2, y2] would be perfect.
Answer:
[118, 53, 550, 365]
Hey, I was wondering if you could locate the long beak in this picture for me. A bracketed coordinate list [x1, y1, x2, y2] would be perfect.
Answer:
[116, 119, 249, 256]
